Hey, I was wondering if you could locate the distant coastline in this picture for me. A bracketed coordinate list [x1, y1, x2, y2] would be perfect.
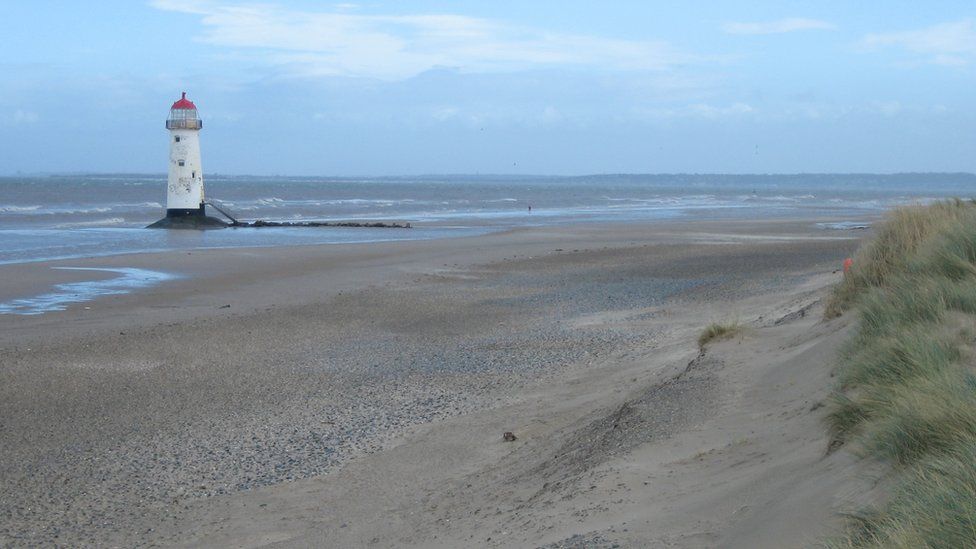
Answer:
[5, 171, 975, 180]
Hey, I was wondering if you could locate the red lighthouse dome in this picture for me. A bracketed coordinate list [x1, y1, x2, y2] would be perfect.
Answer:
[170, 92, 197, 110]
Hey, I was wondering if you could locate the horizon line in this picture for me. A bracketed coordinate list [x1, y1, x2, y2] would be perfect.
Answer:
[5, 171, 976, 179]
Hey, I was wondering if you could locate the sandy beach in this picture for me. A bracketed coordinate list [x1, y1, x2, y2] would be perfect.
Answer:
[0, 218, 868, 547]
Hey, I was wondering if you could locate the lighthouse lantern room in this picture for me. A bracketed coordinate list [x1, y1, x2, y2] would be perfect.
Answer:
[166, 92, 206, 217]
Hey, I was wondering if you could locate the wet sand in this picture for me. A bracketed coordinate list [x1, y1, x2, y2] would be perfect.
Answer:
[0, 218, 867, 547]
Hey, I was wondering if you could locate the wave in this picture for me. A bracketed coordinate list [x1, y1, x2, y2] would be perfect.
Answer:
[603, 195, 716, 202]
[768, 195, 808, 201]
[740, 194, 818, 202]
[53, 218, 127, 229]
[1, 205, 113, 215]
[816, 221, 871, 230]
[602, 196, 721, 208]
[227, 197, 429, 211]
[256, 197, 286, 206]
[0, 205, 42, 213]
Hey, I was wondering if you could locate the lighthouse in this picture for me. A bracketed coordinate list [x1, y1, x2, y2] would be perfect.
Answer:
[148, 92, 225, 228]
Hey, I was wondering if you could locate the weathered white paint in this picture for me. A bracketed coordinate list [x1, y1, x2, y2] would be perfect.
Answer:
[167, 121, 204, 211]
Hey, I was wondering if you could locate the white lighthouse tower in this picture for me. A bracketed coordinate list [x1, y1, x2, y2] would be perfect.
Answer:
[166, 92, 205, 217]
[150, 92, 224, 228]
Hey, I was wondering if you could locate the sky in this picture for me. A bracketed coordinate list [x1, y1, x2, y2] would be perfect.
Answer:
[1, 1, 974, 176]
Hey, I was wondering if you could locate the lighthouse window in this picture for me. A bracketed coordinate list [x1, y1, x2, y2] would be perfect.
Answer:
[178, 160, 185, 166]
[174, 136, 181, 142]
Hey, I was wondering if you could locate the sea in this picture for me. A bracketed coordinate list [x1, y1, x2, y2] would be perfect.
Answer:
[2, 173, 974, 266]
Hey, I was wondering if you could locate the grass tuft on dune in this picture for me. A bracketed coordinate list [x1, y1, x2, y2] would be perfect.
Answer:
[824, 200, 976, 547]
[697, 321, 745, 348]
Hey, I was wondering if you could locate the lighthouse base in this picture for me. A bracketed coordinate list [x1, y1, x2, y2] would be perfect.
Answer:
[147, 206, 228, 229]
[166, 205, 208, 218]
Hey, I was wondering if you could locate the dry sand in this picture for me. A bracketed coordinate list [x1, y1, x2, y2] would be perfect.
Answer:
[0, 218, 871, 547]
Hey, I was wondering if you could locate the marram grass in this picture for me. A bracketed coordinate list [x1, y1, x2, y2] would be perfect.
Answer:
[826, 443, 976, 548]
[697, 321, 745, 348]
[824, 199, 976, 318]
[824, 199, 976, 548]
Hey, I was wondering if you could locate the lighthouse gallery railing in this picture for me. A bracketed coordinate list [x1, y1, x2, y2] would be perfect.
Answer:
[165, 119, 203, 130]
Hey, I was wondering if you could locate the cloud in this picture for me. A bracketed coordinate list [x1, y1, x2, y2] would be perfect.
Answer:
[723, 18, 835, 35]
[862, 18, 976, 66]
[151, 0, 214, 15]
[9, 109, 39, 125]
[633, 102, 757, 120]
[872, 100, 902, 117]
[150, 0, 701, 79]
